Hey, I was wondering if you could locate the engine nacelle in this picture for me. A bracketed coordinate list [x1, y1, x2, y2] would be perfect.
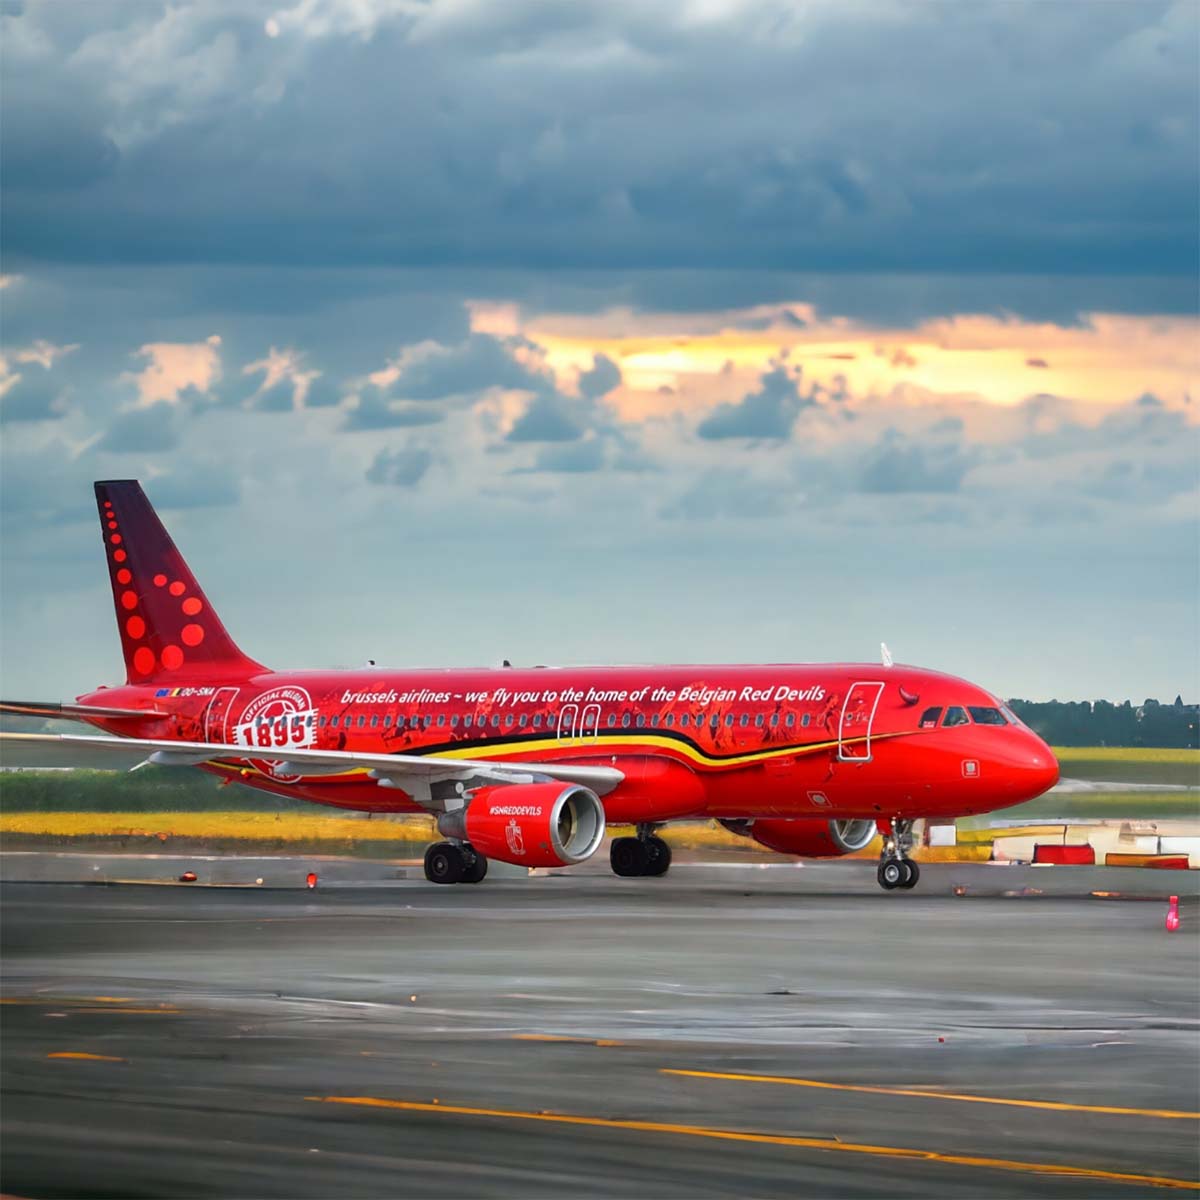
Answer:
[438, 782, 606, 868]
[728, 817, 878, 858]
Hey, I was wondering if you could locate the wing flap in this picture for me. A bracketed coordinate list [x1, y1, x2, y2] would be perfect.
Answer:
[0, 732, 624, 806]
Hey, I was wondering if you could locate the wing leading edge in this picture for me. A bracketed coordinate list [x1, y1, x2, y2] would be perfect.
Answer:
[0, 732, 624, 811]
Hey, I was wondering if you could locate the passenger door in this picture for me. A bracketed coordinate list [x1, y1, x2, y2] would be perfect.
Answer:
[838, 681, 885, 762]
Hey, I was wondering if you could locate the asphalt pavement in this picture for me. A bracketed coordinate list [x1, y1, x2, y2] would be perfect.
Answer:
[2, 859, 1198, 1198]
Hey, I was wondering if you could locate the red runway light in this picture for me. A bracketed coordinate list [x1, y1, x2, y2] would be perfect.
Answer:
[179, 871, 197, 883]
[1166, 895, 1180, 933]
[306, 872, 318, 889]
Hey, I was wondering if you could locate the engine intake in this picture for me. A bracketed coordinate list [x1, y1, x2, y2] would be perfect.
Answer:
[723, 817, 878, 858]
[439, 781, 606, 868]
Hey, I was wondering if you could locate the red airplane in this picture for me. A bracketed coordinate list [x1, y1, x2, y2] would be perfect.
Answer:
[1, 481, 1059, 890]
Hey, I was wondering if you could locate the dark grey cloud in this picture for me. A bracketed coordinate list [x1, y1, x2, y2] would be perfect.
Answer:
[506, 393, 585, 443]
[366, 446, 434, 488]
[522, 438, 607, 474]
[388, 334, 549, 400]
[0, 373, 66, 422]
[303, 376, 342, 408]
[697, 365, 811, 440]
[343, 390, 445, 431]
[2, 2, 1194, 277]
[94, 402, 180, 453]
[246, 378, 294, 412]
[858, 428, 976, 494]
[578, 354, 621, 401]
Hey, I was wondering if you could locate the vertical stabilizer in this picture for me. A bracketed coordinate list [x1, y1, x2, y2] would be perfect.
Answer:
[95, 480, 266, 683]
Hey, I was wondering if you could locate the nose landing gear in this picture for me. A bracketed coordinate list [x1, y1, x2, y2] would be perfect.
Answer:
[877, 818, 920, 891]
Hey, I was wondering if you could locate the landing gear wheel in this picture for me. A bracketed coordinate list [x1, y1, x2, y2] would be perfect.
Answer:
[424, 842, 465, 884]
[461, 853, 488, 884]
[643, 835, 672, 877]
[898, 858, 920, 889]
[610, 836, 649, 877]
[877, 859, 906, 891]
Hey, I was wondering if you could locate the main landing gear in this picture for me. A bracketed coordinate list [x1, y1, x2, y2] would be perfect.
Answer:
[876, 818, 919, 891]
[610, 825, 672, 878]
[424, 841, 488, 885]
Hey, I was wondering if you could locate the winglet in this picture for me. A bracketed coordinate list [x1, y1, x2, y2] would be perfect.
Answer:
[881, 642, 894, 668]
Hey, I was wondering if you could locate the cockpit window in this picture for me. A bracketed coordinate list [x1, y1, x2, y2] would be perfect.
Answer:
[918, 706, 942, 729]
[968, 706, 1007, 725]
[942, 706, 970, 727]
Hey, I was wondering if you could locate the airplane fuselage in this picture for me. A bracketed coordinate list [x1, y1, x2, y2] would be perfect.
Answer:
[79, 661, 1059, 824]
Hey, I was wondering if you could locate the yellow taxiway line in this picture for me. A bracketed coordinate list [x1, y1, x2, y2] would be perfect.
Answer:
[305, 1096, 1199, 1191]
[662, 1069, 1200, 1121]
[47, 1051, 125, 1062]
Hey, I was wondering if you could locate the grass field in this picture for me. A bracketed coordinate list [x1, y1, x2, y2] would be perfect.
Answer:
[1052, 746, 1199, 786]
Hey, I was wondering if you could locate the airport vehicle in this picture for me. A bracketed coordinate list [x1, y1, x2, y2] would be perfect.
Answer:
[0, 481, 1059, 890]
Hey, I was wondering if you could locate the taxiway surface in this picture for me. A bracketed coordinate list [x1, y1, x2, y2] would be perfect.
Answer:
[2, 862, 1198, 1198]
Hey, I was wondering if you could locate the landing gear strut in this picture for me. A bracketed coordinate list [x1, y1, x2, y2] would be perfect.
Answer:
[424, 841, 488, 884]
[610, 824, 672, 878]
[876, 818, 919, 891]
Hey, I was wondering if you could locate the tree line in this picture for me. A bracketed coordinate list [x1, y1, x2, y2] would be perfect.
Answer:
[1007, 697, 1198, 748]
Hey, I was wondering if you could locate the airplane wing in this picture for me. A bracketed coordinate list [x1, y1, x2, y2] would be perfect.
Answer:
[0, 700, 165, 721]
[0, 732, 624, 810]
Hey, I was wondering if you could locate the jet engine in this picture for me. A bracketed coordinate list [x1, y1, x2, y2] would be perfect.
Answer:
[722, 817, 878, 858]
[438, 781, 606, 868]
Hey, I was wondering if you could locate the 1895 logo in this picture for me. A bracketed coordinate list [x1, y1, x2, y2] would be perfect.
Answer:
[234, 686, 316, 781]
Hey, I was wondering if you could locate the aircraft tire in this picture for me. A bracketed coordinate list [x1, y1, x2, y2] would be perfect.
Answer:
[425, 842, 466, 884]
[898, 859, 920, 889]
[643, 836, 672, 877]
[462, 853, 488, 884]
[610, 836, 649, 877]
[877, 859, 905, 890]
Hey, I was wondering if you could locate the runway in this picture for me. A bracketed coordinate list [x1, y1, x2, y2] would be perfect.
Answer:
[2, 862, 1198, 1197]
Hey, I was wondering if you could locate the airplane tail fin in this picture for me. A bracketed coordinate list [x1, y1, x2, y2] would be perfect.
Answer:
[95, 480, 266, 684]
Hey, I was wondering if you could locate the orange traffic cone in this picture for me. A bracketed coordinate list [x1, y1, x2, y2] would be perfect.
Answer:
[1166, 895, 1180, 932]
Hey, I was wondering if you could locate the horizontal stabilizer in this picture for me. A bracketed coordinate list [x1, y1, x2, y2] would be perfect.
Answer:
[0, 732, 624, 809]
[0, 700, 165, 721]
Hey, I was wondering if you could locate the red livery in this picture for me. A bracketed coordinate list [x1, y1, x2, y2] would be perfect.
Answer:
[0, 481, 1059, 890]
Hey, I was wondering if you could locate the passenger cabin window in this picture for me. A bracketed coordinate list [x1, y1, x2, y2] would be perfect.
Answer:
[607, 713, 617, 728]
[463, 715, 472, 728]
[370, 716, 378, 728]
[770, 713, 779, 728]
[755, 714, 764, 727]
[636, 713, 645, 728]
[739, 713, 749, 727]
[533, 714, 542, 729]
[785, 713, 795, 727]
[437, 714, 446, 727]
[450, 715, 459, 728]
[919, 706, 942, 729]
[664, 714, 674, 728]
[969, 706, 1007, 726]
[801, 714, 810, 728]
[679, 714, 689, 727]
[357, 715, 366, 728]
[621, 713, 631, 728]
[942, 706, 970, 727]
[319, 716, 327, 728]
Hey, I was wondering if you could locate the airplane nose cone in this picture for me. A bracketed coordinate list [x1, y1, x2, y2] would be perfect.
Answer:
[1027, 743, 1059, 796]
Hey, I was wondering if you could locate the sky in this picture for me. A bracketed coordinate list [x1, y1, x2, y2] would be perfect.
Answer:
[1, 0, 1197, 703]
